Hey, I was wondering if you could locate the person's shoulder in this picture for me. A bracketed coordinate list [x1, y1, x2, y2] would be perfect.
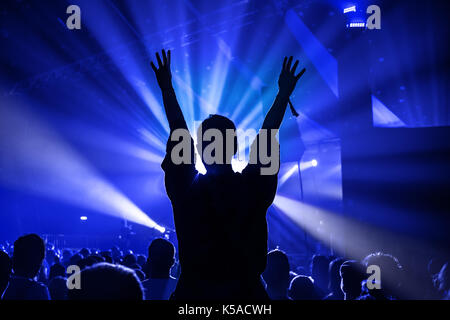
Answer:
[32, 280, 50, 297]
[168, 276, 178, 283]
[141, 278, 151, 288]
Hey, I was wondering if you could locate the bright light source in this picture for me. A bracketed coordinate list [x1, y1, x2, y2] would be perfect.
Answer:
[311, 159, 318, 167]
[348, 22, 366, 28]
[80, 216, 88, 221]
[158, 226, 166, 233]
[343, 6, 356, 14]
[0, 101, 165, 233]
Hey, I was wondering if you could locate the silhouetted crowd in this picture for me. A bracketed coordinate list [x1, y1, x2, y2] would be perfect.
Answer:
[0, 233, 449, 300]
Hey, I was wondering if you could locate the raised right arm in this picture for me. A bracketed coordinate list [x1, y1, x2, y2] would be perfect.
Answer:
[261, 56, 305, 131]
[151, 49, 188, 132]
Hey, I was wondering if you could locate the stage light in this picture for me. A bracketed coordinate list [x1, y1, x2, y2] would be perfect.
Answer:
[300, 159, 319, 171]
[343, 6, 357, 14]
[0, 100, 165, 233]
[349, 22, 366, 28]
[279, 163, 299, 186]
[80, 216, 88, 221]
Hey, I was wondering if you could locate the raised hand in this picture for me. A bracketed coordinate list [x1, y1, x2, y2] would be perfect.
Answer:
[278, 56, 306, 98]
[151, 49, 172, 90]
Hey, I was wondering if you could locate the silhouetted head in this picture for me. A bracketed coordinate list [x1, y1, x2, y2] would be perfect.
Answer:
[79, 248, 90, 259]
[289, 275, 319, 300]
[48, 276, 67, 300]
[12, 234, 45, 278]
[69, 253, 83, 267]
[49, 263, 66, 281]
[68, 262, 143, 300]
[263, 250, 290, 299]
[99, 251, 113, 264]
[45, 248, 58, 266]
[123, 253, 138, 269]
[362, 252, 403, 298]
[328, 258, 345, 294]
[0, 250, 12, 294]
[340, 260, 365, 300]
[197, 114, 237, 173]
[61, 249, 73, 266]
[148, 238, 175, 278]
[136, 254, 146, 268]
[310, 254, 330, 291]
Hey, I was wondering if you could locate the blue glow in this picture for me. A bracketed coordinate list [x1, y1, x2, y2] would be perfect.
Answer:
[372, 95, 407, 128]
[284, 9, 339, 98]
[343, 6, 357, 14]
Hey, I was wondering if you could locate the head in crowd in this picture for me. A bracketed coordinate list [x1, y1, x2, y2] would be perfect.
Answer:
[45, 248, 59, 266]
[362, 252, 403, 299]
[326, 258, 345, 300]
[340, 260, 366, 300]
[69, 253, 83, 267]
[263, 249, 290, 300]
[67, 262, 143, 300]
[12, 234, 45, 279]
[61, 249, 73, 267]
[310, 254, 330, 295]
[111, 246, 122, 262]
[137, 254, 146, 268]
[79, 248, 91, 259]
[48, 276, 67, 300]
[123, 253, 139, 269]
[148, 238, 175, 278]
[196, 114, 238, 173]
[99, 251, 113, 264]
[289, 275, 319, 300]
[49, 263, 66, 281]
[0, 251, 12, 295]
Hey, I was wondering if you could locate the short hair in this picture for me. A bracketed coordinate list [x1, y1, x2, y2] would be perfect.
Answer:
[263, 250, 290, 287]
[67, 263, 143, 300]
[339, 260, 366, 296]
[12, 234, 45, 278]
[362, 252, 403, 290]
[48, 276, 68, 300]
[197, 114, 238, 160]
[148, 238, 175, 270]
[289, 275, 318, 300]
[340, 260, 365, 278]
[123, 253, 137, 267]
[328, 258, 345, 291]
[49, 263, 66, 280]
[79, 248, 91, 258]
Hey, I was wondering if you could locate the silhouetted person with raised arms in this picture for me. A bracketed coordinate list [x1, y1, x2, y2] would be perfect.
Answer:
[151, 49, 305, 299]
